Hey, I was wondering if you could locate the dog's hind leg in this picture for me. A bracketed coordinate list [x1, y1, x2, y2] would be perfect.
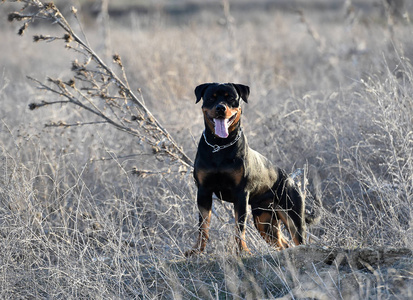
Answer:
[271, 217, 290, 249]
[253, 211, 290, 249]
[276, 208, 306, 246]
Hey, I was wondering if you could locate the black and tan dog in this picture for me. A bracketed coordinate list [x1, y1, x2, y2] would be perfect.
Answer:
[185, 83, 321, 256]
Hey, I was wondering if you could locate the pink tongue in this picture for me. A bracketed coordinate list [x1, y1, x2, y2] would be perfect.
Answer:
[214, 118, 229, 138]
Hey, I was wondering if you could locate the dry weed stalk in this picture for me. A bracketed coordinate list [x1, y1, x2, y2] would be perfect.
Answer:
[4, 0, 193, 172]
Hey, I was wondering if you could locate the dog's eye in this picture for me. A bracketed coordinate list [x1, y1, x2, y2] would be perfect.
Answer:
[228, 98, 238, 105]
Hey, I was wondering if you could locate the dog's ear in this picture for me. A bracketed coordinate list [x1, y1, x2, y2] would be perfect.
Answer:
[231, 83, 250, 103]
[195, 83, 212, 103]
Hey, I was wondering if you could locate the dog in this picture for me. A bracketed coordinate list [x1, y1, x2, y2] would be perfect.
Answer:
[185, 83, 321, 256]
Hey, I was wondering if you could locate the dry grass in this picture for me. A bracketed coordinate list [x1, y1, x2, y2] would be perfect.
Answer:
[0, 0, 412, 298]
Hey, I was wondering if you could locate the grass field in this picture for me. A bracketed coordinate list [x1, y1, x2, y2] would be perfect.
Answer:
[1, 0, 412, 298]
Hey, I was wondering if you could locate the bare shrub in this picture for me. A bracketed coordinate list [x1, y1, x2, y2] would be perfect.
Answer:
[1, 0, 413, 298]
[6, 0, 192, 173]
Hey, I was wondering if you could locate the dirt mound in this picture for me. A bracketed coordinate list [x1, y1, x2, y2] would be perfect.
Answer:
[165, 246, 413, 299]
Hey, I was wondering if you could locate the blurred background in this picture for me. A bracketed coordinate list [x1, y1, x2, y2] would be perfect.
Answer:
[0, 0, 412, 298]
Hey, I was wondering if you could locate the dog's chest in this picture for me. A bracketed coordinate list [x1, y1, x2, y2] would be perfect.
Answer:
[194, 151, 244, 188]
[195, 164, 244, 189]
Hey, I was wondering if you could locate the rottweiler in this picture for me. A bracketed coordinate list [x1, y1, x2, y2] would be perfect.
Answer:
[185, 83, 321, 256]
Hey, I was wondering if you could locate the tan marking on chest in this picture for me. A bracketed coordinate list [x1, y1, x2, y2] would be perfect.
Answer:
[196, 169, 208, 186]
[225, 165, 244, 186]
[196, 166, 244, 187]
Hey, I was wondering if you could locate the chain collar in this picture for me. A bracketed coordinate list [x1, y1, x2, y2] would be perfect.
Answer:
[203, 128, 242, 153]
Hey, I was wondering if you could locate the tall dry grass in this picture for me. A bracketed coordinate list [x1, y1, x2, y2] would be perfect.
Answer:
[0, 0, 412, 298]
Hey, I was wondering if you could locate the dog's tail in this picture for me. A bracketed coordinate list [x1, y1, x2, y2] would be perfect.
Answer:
[291, 167, 323, 226]
[304, 169, 323, 226]
[305, 192, 322, 225]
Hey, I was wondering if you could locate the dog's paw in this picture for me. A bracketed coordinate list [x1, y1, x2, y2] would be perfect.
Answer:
[184, 248, 202, 257]
[236, 246, 252, 256]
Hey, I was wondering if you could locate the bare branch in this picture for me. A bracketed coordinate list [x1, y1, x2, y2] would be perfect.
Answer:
[4, 0, 193, 168]
[44, 121, 108, 128]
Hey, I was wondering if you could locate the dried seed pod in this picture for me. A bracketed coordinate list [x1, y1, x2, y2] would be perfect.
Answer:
[113, 54, 123, 67]
[8, 12, 24, 22]
[63, 33, 73, 43]
[18, 23, 28, 36]
[28, 103, 38, 110]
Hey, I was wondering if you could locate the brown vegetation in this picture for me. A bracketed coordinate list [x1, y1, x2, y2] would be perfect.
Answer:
[0, 0, 412, 298]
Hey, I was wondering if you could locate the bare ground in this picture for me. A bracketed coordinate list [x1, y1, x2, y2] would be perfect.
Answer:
[146, 245, 413, 298]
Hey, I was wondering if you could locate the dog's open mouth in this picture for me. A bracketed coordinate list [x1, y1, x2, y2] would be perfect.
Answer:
[212, 112, 237, 138]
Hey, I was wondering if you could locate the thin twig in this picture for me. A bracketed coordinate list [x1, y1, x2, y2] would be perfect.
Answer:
[44, 121, 108, 128]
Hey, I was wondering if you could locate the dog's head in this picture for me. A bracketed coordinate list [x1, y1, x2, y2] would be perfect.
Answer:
[195, 83, 250, 138]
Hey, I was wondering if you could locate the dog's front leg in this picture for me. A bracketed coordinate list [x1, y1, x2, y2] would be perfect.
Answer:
[185, 187, 212, 257]
[234, 192, 252, 255]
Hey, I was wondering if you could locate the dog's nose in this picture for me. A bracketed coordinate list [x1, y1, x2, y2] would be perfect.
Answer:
[216, 104, 226, 114]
